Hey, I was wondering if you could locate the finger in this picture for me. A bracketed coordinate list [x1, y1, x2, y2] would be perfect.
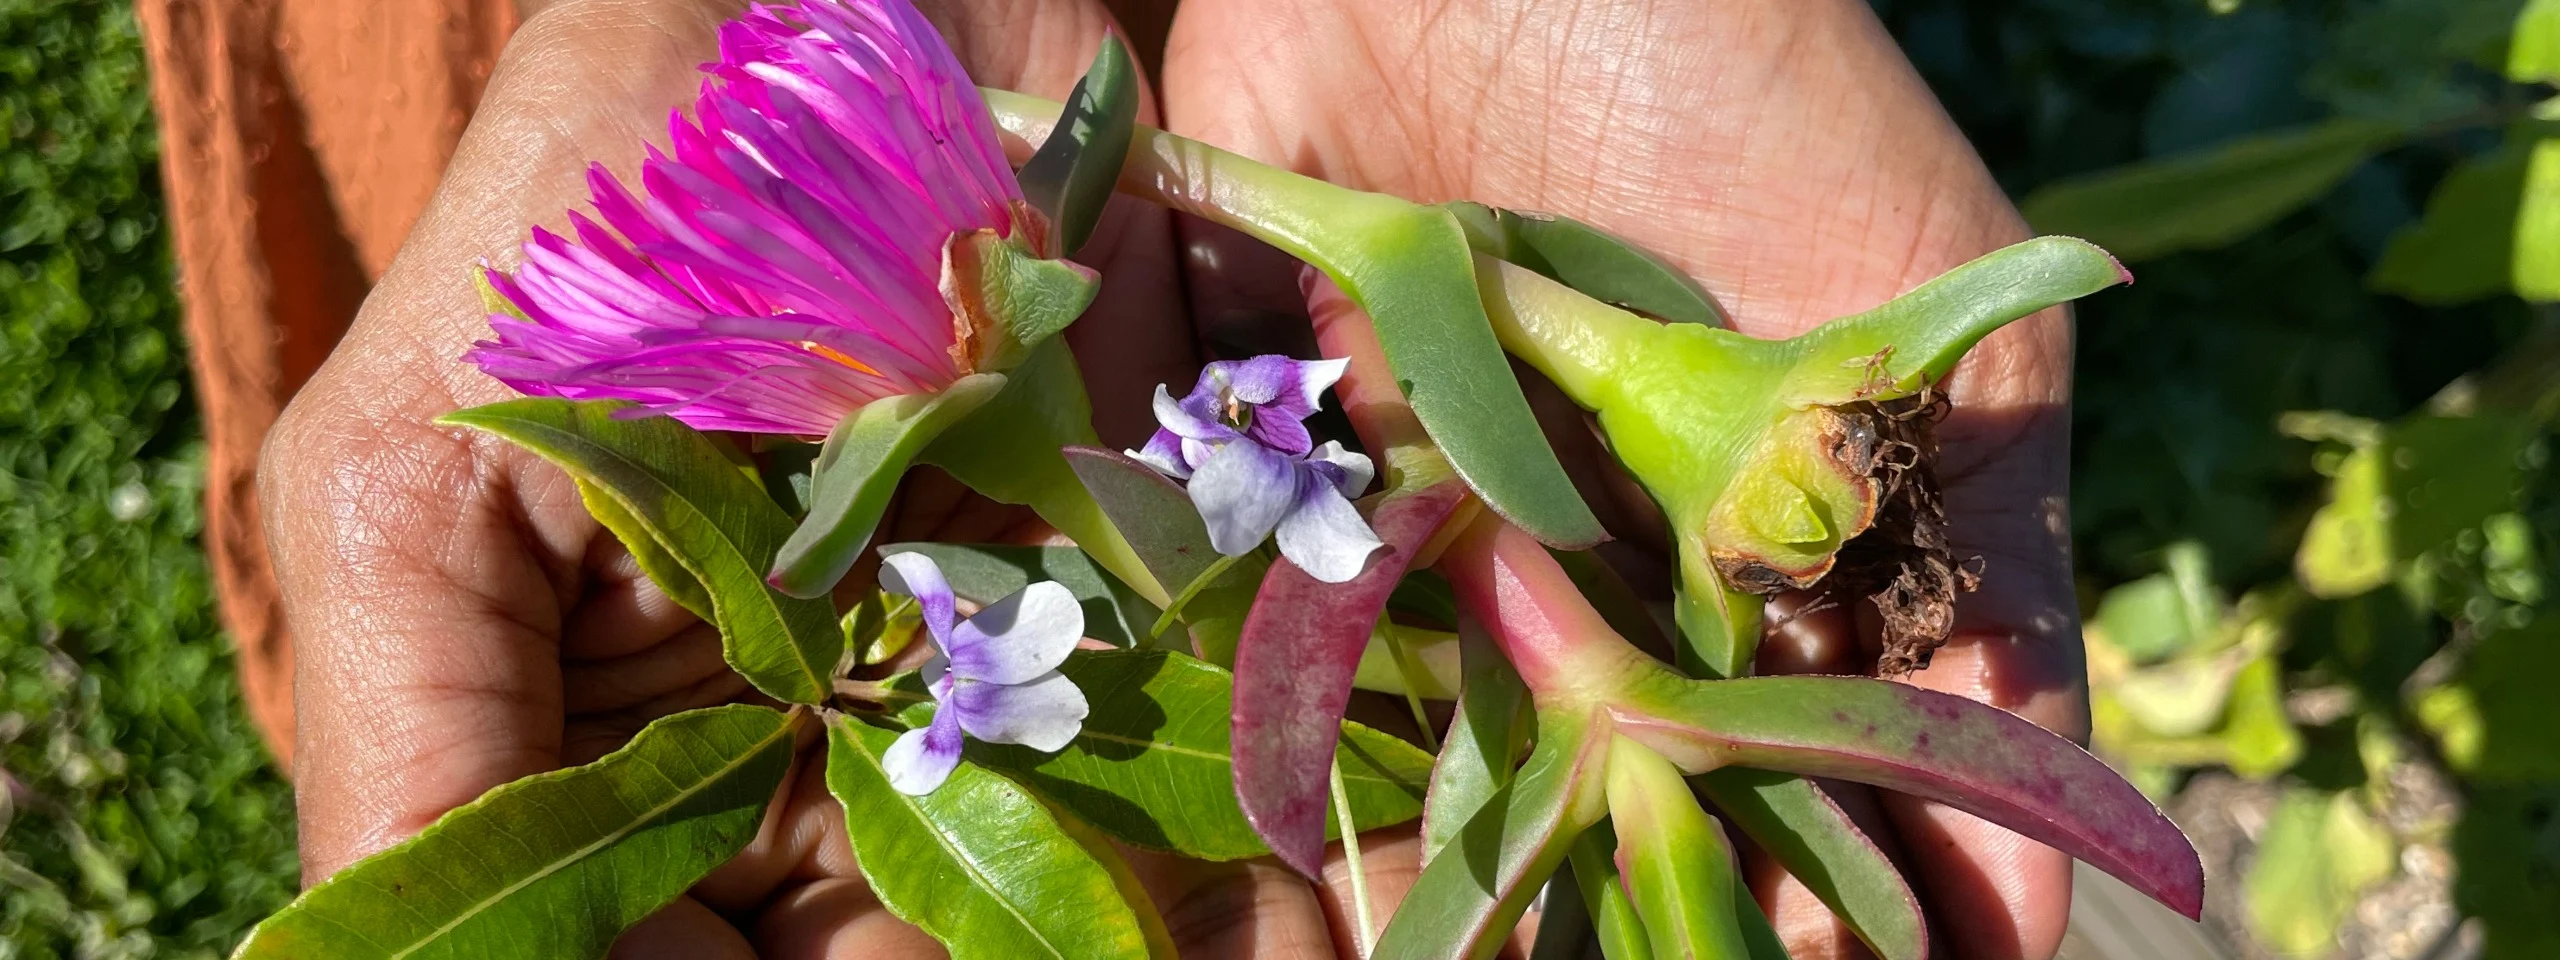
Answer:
[1745, 851, 1877, 960]
[561, 539, 703, 661]
[269, 0, 747, 882]
[753, 878, 951, 959]
[608, 896, 758, 960]
[1137, 854, 1338, 959]
[696, 735, 850, 911]
[560, 622, 732, 715]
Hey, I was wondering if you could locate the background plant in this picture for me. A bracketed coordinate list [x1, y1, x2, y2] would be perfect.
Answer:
[1875, 0, 2560, 955]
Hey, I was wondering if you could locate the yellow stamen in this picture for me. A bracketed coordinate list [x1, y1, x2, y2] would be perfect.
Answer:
[803, 341, 882, 377]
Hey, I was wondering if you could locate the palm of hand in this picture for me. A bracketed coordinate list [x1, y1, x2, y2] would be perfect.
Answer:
[263, 0, 2082, 957]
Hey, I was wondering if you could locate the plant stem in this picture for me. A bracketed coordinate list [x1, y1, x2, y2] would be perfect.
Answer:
[1150, 550, 1248, 638]
[1332, 757, 1375, 958]
[1379, 619, 1443, 753]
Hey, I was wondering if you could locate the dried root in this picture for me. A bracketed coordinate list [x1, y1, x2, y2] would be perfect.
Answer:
[1822, 383, 1981, 676]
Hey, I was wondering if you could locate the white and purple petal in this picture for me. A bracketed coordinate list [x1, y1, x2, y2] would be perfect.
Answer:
[882, 709, 966, 795]
[944, 581, 1084, 685]
[1302, 440, 1375, 499]
[1188, 439, 1300, 557]
[1276, 456, 1384, 583]
[947, 671, 1089, 752]
[1129, 428, 1193, 479]
[878, 551, 959, 647]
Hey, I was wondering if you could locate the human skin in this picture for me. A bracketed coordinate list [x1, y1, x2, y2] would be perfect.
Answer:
[259, 0, 2081, 957]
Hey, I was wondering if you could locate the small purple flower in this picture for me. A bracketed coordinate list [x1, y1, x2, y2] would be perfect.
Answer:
[465, 0, 1038, 436]
[876, 551, 1089, 795]
[1129, 356, 1384, 583]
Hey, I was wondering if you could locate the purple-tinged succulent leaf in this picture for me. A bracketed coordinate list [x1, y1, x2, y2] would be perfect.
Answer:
[1372, 708, 1612, 960]
[1694, 769, 1925, 960]
[1232, 479, 1468, 878]
[1611, 670, 2205, 920]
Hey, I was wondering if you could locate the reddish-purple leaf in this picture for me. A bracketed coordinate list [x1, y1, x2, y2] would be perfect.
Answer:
[1613, 671, 2205, 919]
[1233, 479, 1469, 878]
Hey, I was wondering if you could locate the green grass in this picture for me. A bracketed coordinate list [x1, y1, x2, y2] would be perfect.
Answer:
[1, 1, 300, 957]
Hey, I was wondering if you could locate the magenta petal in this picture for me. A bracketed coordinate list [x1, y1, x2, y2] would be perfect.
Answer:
[461, 0, 1018, 434]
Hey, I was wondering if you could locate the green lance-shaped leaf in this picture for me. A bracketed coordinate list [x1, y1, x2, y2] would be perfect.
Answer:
[896, 649, 1431, 860]
[1562, 824, 1656, 960]
[441, 400, 839, 704]
[1422, 616, 1534, 866]
[922, 340, 1168, 607]
[2514, 138, 2560, 302]
[880, 542, 1157, 648]
[1691, 769, 1925, 960]
[232, 705, 794, 960]
[1606, 737, 1752, 960]
[1611, 669, 2205, 919]
[1449, 201, 1726, 327]
[2020, 119, 2400, 261]
[2370, 144, 2530, 306]
[770, 375, 1008, 599]
[824, 716, 1155, 960]
[1015, 30, 1138, 257]
[980, 88, 1606, 551]
[1373, 708, 1612, 960]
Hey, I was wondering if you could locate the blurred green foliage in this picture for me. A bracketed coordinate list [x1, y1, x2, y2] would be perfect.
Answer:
[0, 1, 299, 957]
[1874, 0, 2560, 954]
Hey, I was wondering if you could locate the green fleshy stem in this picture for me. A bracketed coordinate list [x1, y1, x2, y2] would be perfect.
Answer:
[1475, 240, 2127, 675]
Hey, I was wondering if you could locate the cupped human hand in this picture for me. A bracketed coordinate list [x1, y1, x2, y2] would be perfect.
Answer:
[1159, 1, 2084, 958]
[257, 0, 1444, 956]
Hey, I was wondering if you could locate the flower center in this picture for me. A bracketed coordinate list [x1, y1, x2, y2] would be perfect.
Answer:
[1221, 390, 1254, 432]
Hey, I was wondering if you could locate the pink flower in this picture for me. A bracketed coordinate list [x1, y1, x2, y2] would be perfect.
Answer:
[465, 0, 1031, 436]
